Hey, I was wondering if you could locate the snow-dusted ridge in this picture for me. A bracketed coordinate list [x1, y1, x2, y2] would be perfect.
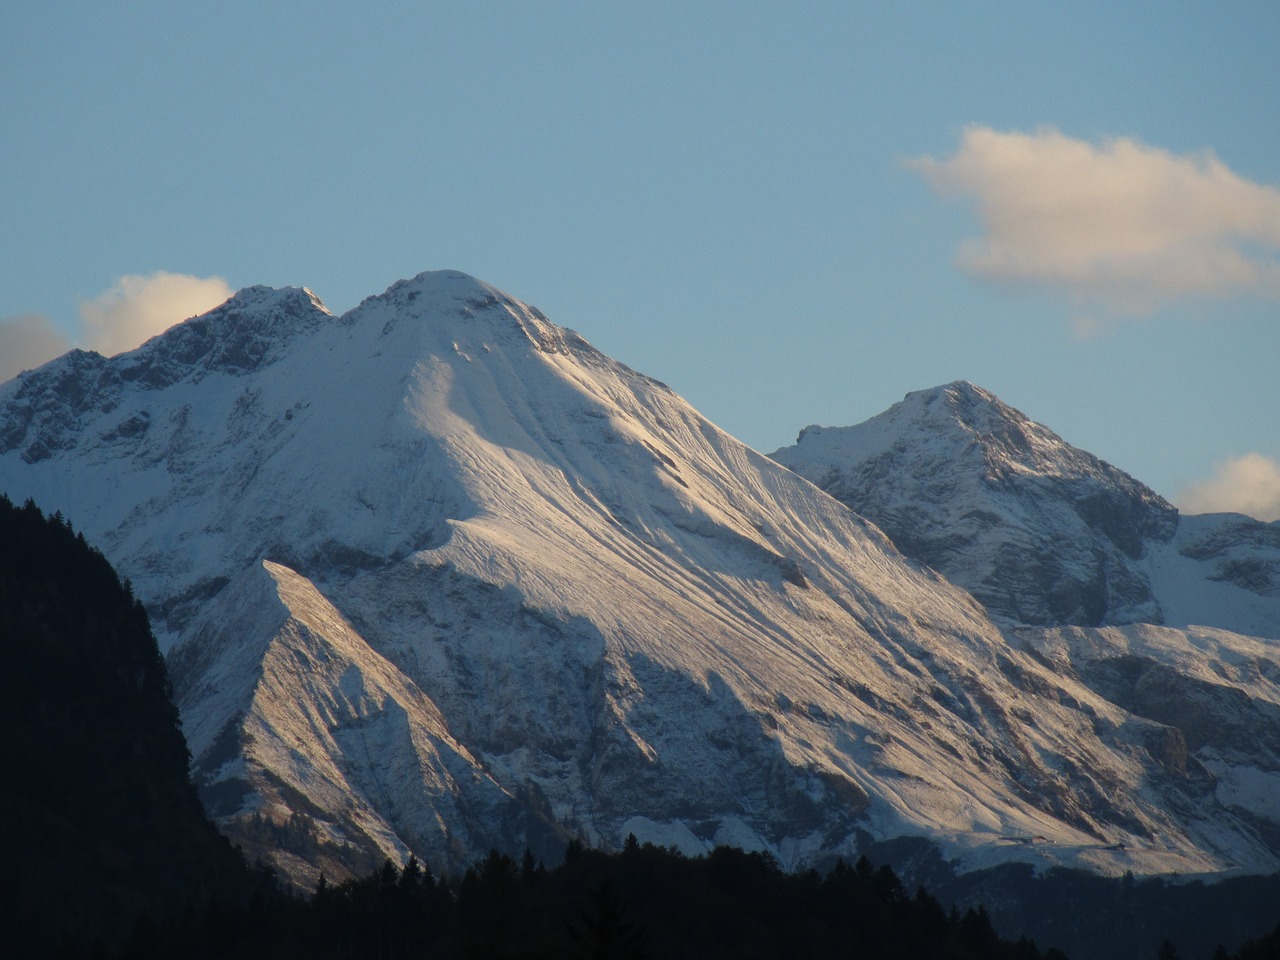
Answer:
[4, 275, 1280, 884]
[772, 379, 1280, 879]
[771, 380, 1280, 637]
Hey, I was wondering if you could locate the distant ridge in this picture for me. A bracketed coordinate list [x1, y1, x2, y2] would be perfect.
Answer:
[772, 380, 1280, 638]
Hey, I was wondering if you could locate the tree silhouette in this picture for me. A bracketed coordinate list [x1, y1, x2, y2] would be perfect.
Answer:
[566, 879, 650, 960]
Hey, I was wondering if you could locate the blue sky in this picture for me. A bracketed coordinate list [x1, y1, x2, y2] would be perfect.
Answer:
[4, 1, 1279, 517]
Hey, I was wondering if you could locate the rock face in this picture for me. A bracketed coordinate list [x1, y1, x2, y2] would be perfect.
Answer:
[1175, 513, 1280, 599]
[1013, 621, 1280, 858]
[4, 276, 1280, 884]
[771, 381, 1280, 639]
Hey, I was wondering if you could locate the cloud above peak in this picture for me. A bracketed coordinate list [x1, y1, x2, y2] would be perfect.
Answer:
[0, 271, 232, 384]
[79, 272, 233, 357]
[909, 126, 1280, 316]
[0, 315, 73, 383]
[1177, 453, 1280, 522]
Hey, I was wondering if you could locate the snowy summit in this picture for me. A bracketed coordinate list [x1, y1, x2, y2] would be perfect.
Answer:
[3, 273, 1280, 886]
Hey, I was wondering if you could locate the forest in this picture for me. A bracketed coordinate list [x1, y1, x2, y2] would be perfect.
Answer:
[105, 841, 1071, 960]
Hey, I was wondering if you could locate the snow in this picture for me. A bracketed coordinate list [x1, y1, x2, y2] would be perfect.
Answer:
[4, 275, 1280, 880]
[1145, 514, 1280, 640]
[172, 557, 514, 879]
[772, 380, 1280, 641]
[1209, 764, 1280, 821]
[618, 817, 709, 857]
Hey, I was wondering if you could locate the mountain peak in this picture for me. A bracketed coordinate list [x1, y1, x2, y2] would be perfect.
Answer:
[900, 380, 1041, 448]
[222, 283, 331, 316]
[11, 277, 1280, 885]
[774, 383, 1179, 626]
[348, 269, 593, 362]
[106, 282, 335, 388]
[0, 282, 337, 464]
[358, 269, 511, 319]
[909, 380, 1013, 427]
[792, 381, 1154, 490]
[914, 379, 996, 403]
[389, 268, 501, 298]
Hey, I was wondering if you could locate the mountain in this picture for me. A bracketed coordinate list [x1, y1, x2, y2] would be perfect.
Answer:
[771, 381, 1280, 639]
[771, 381, 1280, 878]
[0, 495, 251, 954]
[3, 274, 1280, 887]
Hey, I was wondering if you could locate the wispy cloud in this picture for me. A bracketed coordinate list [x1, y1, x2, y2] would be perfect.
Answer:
[79, 272, 233, 357]
[1177, 453, 1280, 522]
[0, 314, 73, 382]
[0, 272, 233, 385]
[909, 127, 1280, 319]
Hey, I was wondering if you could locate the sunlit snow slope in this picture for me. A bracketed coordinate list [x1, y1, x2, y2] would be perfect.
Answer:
[3, 274, 1277, 882]
[772, 381, 1280, 638]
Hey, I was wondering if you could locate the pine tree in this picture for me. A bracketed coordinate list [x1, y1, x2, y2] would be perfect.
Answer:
[567, 880, 650, 960]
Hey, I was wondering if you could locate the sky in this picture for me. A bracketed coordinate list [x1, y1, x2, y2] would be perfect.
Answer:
[3, 1, 1279, 519]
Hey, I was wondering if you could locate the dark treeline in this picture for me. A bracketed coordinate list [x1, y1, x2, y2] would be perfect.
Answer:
[99, 841, 1280, 960]
[929, 861, 1280, 960]
[45, 838, 1280, 960]
[0, 495, 254, 958]
[102, 840, 1069, 960]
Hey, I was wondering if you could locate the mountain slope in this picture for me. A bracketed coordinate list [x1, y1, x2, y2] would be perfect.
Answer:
[771, 381, 1280, 638]
[3, 274, 1278, 881]
[170, 557, 532, 880]
[1155, 512, 1280, 639]
[1012, 618, 1280, 862]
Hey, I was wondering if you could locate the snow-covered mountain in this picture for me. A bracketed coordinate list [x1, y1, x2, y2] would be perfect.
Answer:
[772, 381, 1280, 639]
[4, 276, 1280, 885]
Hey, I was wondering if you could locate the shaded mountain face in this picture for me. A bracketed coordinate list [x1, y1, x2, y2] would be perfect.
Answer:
[1165, 513, 1280, 638]
[0, 496, 249, 953]
[771, 381, 1280, 638]
[3, 274, 1280, 885]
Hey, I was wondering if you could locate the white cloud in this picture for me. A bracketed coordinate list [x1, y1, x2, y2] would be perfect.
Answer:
[909, 126, 1280, 316]
[1177, 453, 1280, 522]
[0, 314, 72, 383]
[0, 272, 234, 382]
[79, 272, 233, 357]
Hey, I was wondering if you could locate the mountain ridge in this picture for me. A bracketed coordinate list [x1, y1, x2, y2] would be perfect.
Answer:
[4, 272, 1279, 886]
[772, 379, 1280, 636]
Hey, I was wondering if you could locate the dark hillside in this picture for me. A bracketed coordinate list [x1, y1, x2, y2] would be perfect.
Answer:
[111, 843, 1070, 960]
[0, 495, 252, 955]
